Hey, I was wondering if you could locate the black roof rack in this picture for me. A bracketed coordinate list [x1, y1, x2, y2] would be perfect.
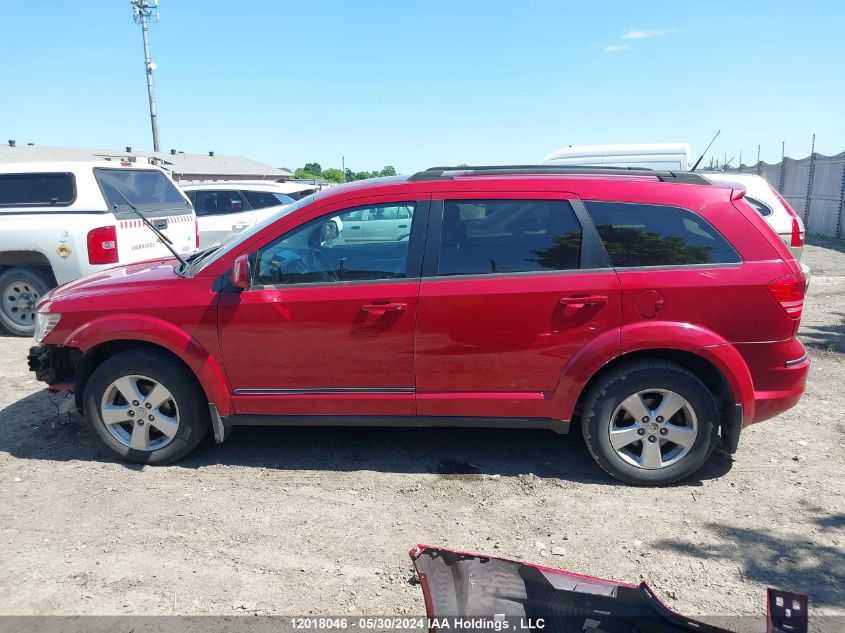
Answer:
[408, 165, 713, 185]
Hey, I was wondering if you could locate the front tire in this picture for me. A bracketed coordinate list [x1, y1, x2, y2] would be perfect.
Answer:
[0, 267, 53, 336]
[581, 361, 719, 486]
[84, 349, 210, 464]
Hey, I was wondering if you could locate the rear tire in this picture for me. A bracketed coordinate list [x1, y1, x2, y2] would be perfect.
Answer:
[581, 361, 719, 486]
[0, 267, 53, 336]
[84, 349, 209, 464]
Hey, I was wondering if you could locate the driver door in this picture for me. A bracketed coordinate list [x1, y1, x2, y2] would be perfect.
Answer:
[218, 197, 429, 417]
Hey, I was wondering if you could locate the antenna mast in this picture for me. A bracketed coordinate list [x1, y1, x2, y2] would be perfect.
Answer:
[130, 0, 161, 151]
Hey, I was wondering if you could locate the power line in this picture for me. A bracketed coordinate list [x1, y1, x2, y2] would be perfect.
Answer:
[130, 0, 161, 151]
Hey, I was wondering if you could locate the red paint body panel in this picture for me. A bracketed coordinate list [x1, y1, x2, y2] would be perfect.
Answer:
[415, 271, 621, 417]
[35, 173, 808, 441]
[218, 281, 419, 416]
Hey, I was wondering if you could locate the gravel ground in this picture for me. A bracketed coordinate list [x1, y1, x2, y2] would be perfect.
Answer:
[0, 241, 843, 631]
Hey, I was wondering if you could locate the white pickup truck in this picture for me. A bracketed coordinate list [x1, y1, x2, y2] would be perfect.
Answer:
[0, 161, 197, 336]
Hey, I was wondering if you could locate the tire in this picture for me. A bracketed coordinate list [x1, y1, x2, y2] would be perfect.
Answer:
[83, 349, 210, 464]
[0, 267, 54, 336]
[581, 361, 719, 486]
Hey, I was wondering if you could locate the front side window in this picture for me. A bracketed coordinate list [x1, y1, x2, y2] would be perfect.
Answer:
[0, 173, 75, 207]
[438, 199, 582, 276]
[254, 202, 418, 285]
[584, 201, 741, 267]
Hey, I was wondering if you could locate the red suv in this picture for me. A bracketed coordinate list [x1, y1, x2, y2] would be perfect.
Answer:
[28, 166, 809, 485]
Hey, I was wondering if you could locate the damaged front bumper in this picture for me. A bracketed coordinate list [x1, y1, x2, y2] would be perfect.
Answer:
[409, 545, 808, 633]
[27, 344, 80, 390]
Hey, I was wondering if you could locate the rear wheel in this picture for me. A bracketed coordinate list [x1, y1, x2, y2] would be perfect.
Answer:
[0, 267, 53, 336]
[84, 349, 209, 464]
[581, 361, 719, 485]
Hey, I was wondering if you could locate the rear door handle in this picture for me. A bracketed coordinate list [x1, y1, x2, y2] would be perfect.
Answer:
[559, 295, 608, 307]
[361, 302, 407, 313]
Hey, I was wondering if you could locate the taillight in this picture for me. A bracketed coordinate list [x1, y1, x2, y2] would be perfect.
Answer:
[87, 225, 118, 265]
[790, 217, 804, 247]
[767, 273, 805, 319]
[195, 219, 200, 248]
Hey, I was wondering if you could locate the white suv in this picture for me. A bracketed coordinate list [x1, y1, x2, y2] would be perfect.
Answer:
[181, 182, 296, 248]
[0, 161, 197, 336]
[702, 173, 806, 260]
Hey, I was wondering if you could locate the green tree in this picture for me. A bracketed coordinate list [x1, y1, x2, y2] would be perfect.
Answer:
[354, 171, 373, 181]
[379, 166, 397, 177]
[303, 162, 322, 176]
[321, 168, 345, 184]
[344, 168, 355, 182]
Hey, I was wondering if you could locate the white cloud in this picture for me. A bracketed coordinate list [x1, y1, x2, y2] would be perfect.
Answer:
[603, 45, 630, 53]
[621, 29, 670, 39]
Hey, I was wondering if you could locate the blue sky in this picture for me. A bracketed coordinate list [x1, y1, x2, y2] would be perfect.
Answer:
[2, 1, 844, 173]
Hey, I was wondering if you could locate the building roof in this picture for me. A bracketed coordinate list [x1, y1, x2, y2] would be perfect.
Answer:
[0, 143, 292, 180]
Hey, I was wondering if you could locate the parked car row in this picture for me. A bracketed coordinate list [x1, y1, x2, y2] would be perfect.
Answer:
[26, 165, 809, 484]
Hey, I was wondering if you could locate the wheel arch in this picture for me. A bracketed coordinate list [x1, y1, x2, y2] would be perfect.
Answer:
[569, 349, 737, 430]
[554, 321, 755, 426]
[66, 315, 232, 416]
[0, 252, 59, 285]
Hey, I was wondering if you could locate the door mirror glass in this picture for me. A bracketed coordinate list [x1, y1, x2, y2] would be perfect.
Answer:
[230, 254, 251, 289]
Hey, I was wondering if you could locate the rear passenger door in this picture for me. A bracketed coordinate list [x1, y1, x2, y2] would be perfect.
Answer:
[414, 193, 621, 419]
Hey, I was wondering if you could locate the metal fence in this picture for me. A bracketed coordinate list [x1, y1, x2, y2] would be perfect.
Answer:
[725, 151, 845, 238]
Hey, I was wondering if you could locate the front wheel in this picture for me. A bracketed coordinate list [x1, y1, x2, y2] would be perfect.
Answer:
[84, 349, 210, 464]
[581, 361, 719, 485]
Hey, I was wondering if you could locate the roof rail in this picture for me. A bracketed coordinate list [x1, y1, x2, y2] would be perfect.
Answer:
[408, 165, 713, 185]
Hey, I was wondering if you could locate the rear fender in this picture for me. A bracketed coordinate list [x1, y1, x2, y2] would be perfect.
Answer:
[553, 321, 755, 424]
[64, 314, 233, 416]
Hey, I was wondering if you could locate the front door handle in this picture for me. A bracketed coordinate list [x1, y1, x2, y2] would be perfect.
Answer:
[559, 295, 608, 308]
[361, 302, 407, 313]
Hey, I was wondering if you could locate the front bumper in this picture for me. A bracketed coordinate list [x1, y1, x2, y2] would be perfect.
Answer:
[28, 345, 79, 390]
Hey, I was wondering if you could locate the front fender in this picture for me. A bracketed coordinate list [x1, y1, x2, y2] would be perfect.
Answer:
[64, 313, 233, 416]
[553, 321, 755, 424]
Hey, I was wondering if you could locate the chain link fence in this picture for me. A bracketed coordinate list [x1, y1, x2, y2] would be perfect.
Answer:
[725, 151, 845, 238]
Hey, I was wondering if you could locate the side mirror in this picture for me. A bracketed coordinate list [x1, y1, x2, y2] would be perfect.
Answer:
[230, 254, 251, 290]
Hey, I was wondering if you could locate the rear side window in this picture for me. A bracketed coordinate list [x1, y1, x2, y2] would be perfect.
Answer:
[584, 201, 740, 267]
[194, 191, 248, 216]
[0, 173, 75, 207]
[744, 196, 773, 217]
[94, 168, 186, 211]
[438, 199, 582, 276]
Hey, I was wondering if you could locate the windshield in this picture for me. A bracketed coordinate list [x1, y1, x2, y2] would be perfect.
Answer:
[187, 193, 316, 275]
[94, 168, 188, 213]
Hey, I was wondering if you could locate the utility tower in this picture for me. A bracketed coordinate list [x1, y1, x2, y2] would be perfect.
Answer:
[130, 0, 161, 151]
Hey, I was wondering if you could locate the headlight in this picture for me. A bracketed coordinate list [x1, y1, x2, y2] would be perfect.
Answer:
[34, 312, 61, 343]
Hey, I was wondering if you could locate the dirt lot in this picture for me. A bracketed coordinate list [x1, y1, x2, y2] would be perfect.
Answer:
[1, 241, 843, 631]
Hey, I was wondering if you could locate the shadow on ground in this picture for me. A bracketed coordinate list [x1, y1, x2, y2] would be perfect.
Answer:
[0, 389, 732, 486]
[800, 312, 845, 353]
[656, 517, 845, 608]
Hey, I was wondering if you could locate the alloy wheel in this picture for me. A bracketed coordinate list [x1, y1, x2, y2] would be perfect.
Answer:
[100, 375, 180, 451]
[608, 388, 698, 470]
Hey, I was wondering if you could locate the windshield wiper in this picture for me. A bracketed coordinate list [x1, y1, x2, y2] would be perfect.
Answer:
[111, 187, 190, 274]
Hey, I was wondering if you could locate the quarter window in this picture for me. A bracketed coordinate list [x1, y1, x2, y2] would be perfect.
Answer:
[0, 173, 75, 207]
[438, 199, 582, 276]
[584, 201, 741, 267]
[255, 202, 418, 285]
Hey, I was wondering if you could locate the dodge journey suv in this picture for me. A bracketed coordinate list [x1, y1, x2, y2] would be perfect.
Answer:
[28, 166, 810, 485]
